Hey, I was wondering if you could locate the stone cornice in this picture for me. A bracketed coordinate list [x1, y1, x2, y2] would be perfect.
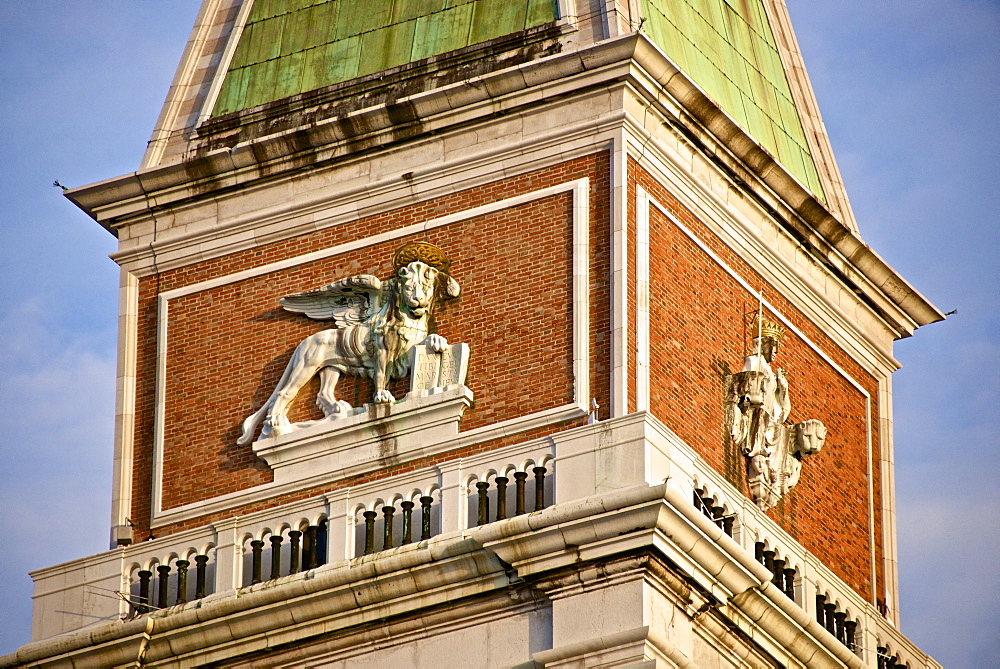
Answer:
[64, 32, 942, 333]
[3, 484, 889, 668]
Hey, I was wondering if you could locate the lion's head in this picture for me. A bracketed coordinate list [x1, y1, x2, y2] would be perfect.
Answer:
[393, 242, 460, 318]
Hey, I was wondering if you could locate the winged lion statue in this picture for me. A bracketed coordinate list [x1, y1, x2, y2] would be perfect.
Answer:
[238, 241, 460, 445]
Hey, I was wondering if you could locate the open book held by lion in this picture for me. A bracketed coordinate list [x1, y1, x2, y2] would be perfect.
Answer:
[238, 242, 460, 445]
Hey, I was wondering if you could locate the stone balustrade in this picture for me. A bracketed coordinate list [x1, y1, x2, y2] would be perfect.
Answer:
[27, 412, 935, 667]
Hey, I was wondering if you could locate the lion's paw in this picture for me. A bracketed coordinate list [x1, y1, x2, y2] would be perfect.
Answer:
[318, 397, 353, 417]
[262, 415, 291, 439]
[373, 389, 396, 404]
[424, 333, 449, 353]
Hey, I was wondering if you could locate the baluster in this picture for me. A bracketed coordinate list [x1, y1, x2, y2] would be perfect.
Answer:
[834, 611, 847, 644]
[782, 567, 796, 600]
[762, 549, 775, 574]
[700, 492, 713, 519]
[514, 471, 527, 515]
[754, 541, 765, 564]
[401, 500, 414, 545]
[175, 559, 189, 605]
[722, 515, 734, 537]
[269, 535, 283, 580]
[816, 594, 827, 626]
[382, 506, 395, 550]
[476, 481, 490, 526]
[194, 555, 209, 599]
[137, 569, 152, 613]
[303, 525, 319, 569]
[289, 530, 302, 572]
[770, 558, 785, 587]
[156, 565, 171, 609]
[844, 620, 857, 651]
[363, 511, 378, 554]
[317, 519, 328, 566]
[824, 603, 837, 634]
[712, 506, 725, 529]
[250, 540, 264, 584]
[876, 647, 888, 669]
[420, 495, 434, 540]
[495, 476, 508, 521]
[693, 489, 703, 512]
[533, 466, 546, 511]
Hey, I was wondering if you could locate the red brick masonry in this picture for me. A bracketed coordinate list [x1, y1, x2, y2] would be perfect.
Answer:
[632, 160, 884, 604]
[132, 153, 611, 537]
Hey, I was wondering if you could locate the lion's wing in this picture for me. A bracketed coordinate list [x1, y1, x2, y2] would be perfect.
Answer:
[279, 275, 382, 327]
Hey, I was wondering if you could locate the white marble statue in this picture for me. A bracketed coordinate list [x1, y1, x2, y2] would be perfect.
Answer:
[238, 242, 461, 445]
[726, 314, 826, 510]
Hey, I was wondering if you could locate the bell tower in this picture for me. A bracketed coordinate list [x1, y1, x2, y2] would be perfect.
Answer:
[6, 2, 943, 667]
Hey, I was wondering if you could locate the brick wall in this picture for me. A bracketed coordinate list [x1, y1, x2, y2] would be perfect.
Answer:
[630, 160, 884, 604]
[131, 153, 611, 536]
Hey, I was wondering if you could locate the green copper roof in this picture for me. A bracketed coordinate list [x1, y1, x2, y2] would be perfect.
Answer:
[639, 0, 825, 200]
[212, 0, 558, 116]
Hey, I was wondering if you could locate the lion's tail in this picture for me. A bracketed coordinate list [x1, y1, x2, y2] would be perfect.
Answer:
[236, 401, 271, 445]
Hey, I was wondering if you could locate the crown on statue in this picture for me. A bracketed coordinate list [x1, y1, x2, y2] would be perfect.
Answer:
[394, 241, 451, 272]
[751, 313, 785, 341]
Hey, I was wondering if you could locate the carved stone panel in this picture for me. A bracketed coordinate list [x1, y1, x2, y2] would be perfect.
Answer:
[410, 343, 470, 395]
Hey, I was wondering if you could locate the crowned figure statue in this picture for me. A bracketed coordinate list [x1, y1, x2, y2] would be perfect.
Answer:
[726, 313, 826, 510]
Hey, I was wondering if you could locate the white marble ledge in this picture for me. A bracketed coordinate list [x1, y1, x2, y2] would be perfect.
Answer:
[253, 385, 474, 485]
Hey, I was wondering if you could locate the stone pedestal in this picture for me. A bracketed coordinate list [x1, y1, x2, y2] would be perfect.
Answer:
[253, 385, 473, 485]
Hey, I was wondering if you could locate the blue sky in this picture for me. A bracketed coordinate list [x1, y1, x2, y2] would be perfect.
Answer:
[0, 1, 997, 665]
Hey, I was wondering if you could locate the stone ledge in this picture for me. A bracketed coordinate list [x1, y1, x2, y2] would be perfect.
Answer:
[253, 385, 474, 485]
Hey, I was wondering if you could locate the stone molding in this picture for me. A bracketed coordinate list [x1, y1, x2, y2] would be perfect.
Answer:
[18, 412, 938, 668]
[66, 32, 942, 332]
[10, 480, 935, 668]
[149, 178, 591, 521]
[253, 385, 475, 486]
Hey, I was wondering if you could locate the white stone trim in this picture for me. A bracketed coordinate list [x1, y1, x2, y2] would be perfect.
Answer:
[194, 0, 257, 128]
[153, 293, 169, 519]
[626, 108, 892, 603]
[572, 174, 591, 415]
[141, 0, 232, 169]
[557, 0, 579, 23]
[641, 193, 867, 393]
[158, 179, 584, 300]
[610, 131, 629, 416]
[110, 269, 139, 547]
[25, 413, 937, 667]
[878, 374, 899, 624]
[116, 105, 625, 276]
[151, 179, 591, 523]
[153, 404, 584, 526]
[80, 34, 938, 330]
[866, 391, 878, 613]
[620, 110, 900, 374]
[639, 190, 879, 606]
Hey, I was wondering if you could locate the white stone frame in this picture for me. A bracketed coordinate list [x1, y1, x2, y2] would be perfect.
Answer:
[610, 133, 630, 417]
[151, 178, 591, 524]
[109, 269, 140, 547]
[635, 185, 878, 606]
